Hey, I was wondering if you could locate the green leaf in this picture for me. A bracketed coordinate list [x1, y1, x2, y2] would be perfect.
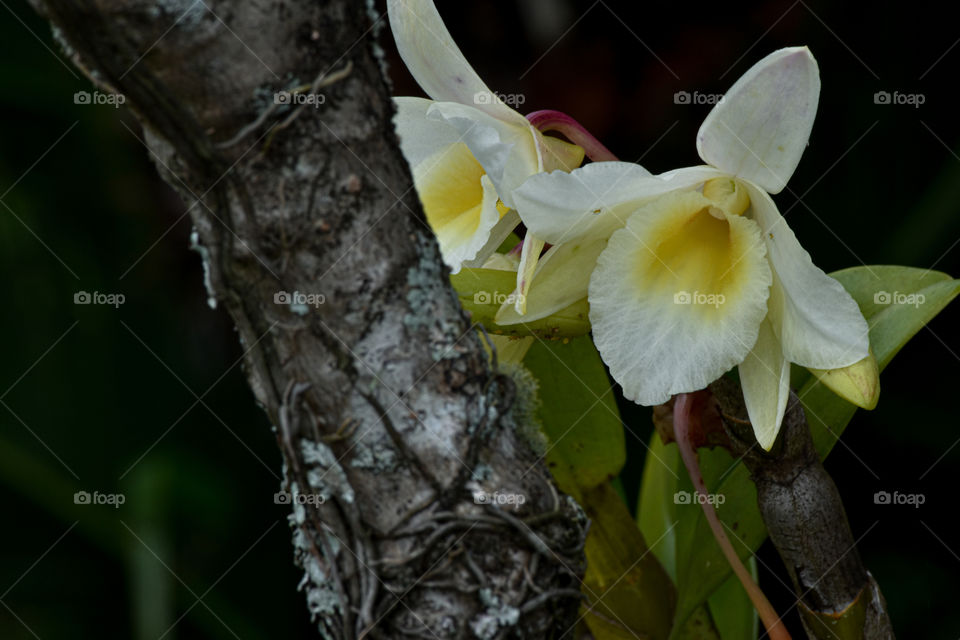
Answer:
[637, 436, 739, 640]
[450, 268, 591, 338]
[708, 558, 759, 640]
[497, 232, 522, 253]
[580, 482, 676, 640]
[668, 567, 759, 640]
[524, 337, 626, 493]
[829, 265, 953, 322]
[653, 266, 959, 634]
[637, 435, 761, 640]
[673, 606, 722, 640]
[637, 432, 680, 581]
[527, 340, 681, 639]
[668, 448, 765, 639]
[804, 266, 960, 458]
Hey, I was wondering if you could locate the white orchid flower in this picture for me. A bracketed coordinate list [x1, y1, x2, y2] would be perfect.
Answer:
[388, 0, 583, 284]
[511, 47, 873, 449]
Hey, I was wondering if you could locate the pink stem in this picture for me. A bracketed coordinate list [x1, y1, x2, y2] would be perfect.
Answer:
[526, 109, 618, 162]
[673, 393, 792, 640]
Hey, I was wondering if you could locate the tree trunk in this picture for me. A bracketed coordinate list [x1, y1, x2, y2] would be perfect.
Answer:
[31, 1, 587, 637]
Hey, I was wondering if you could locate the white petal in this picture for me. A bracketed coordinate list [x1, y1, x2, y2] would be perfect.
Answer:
[495, 238, 606, 325]
[387, 0, 523, 123]
[589, 191, 772, 405]
[697, 47, 820, 194]
[413, 142, 502, 272]
[428, 101, 540, 208]
[393, 97, 464, 167]
[513, 234, 545, 314]
[462, 209, 521, 270]
[744, 182, 870, 368]
[512, 163, 727, 245]
[739, 317, 790, 450]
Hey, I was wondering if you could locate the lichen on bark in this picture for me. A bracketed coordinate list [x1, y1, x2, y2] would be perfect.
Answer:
[30, 0, 589, 637]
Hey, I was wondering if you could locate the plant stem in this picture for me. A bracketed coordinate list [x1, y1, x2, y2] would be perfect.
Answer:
[526, 109, 618, 162]
[672, 392, 792, 640]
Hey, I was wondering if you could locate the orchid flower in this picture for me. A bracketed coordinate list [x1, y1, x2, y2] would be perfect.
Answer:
[510, 47, 875, 449]
[388, 0, 583, 291]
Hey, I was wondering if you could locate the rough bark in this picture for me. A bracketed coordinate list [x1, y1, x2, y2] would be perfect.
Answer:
[31, 1, 586, 637]
[710, 378, 895, 639]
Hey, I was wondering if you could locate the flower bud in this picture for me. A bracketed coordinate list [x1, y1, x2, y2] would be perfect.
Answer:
[808, 351, 880, 410]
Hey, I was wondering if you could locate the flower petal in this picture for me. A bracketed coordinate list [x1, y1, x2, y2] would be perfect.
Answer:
[427, 101, 540, 208]
[495, 238, 606, 325]
[393, 97, 464, 167]
[697, 47, 820, 194]
[462, 209, 521, 270]
[513, 234, 545, 314]
[744, 182, 870, 368]
[413, 142, 502, 272]
[589, 191, 772, 405]
[739, 317, 790, 450]
[512, 163, 727, 245]
[387, 0, 522, 123]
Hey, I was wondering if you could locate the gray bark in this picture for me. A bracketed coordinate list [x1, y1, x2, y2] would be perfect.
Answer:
[710, 378, 894, 639]
[31, 1, 586, 637]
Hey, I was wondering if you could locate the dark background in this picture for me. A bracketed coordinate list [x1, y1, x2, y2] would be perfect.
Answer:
[2, 0, 958, 637]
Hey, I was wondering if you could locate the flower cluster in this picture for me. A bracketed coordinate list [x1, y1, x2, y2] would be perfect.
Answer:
[388, 0, 876, 449]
